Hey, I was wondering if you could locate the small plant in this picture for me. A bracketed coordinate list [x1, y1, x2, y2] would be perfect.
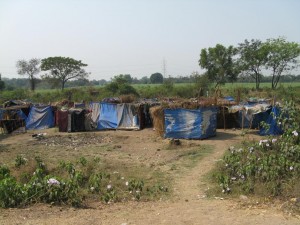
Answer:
[214, 100, 300, 199]
[15, 155, 27, 168]
[78, 157, 88, 167]
[127, 179, 144, 200]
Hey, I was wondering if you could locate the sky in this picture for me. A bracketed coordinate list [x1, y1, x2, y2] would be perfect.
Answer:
[0, 0, 299, 80]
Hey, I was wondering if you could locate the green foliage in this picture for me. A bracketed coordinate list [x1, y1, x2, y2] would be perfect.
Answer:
[191, 72, 211, 97]
[16, 58, 41, 91]
[41, 57, 88, 90]
[0, 156, 169, 208]
[105, 76, 139, 96]
[150, 73, 164, 84]
[215, 101, 300, 198]
[265, 37, 300, 89]
[15, 155, 27, 168]
[199, 44, 239, 88]
[127, 179, 144, 200]
[238, 39, 269, 90]
[0, 78, 5, 91]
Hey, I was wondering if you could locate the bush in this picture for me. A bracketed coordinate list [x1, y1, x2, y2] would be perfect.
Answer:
[214, 101, 300, 198]
[0, 156, 169, 208]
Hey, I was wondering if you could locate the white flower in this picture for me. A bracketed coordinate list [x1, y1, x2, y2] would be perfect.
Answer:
[226, 187, 231, 192]
[290, 166, 294, 171]
[90, 187, 95, 191]
[272, 139, 277, 143]
[259, 139, 268, 146]
[231, 177, 237, 181]
[47, 178, 60, 186]
[121, 177, 125, 180]
[292, 130, 298, 137]
[125, 181, 129, 186]
[241, 175, 245, 179]
[266, 143, 270, 147]
[107, 184, 112, 189]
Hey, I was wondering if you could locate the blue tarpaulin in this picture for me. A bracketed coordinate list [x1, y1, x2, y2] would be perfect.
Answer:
[96, 103, 140, 130]
[236, 104, 272, 129]
[164, 107, 217, 139]
[97, 103, 118, 129]
[25, 106, 54, 130]
[224, 96, 235, 102]
[259, 107, 283, 136]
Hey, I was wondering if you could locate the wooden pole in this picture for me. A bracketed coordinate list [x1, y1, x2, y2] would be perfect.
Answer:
[242, 107, 245, 130]
[223, 105, 226, 131]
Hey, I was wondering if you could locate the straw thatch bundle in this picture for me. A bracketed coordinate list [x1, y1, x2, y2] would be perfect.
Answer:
[119, 94, 136, 103]
[150, 106, 165, 137]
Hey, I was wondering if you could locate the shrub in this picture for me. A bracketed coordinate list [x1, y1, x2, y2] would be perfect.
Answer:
[215, 101, 300, 198]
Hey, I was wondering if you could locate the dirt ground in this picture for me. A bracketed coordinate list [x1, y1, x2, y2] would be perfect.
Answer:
[0, 128, 299, 225]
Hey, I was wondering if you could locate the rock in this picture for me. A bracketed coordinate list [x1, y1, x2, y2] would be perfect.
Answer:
[239, 195, 249, 201]
[290, 198, 300, 203]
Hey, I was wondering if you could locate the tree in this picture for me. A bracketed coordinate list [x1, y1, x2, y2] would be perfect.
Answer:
[199, 44, 238, 88]
[16, 58, 40, 91]
[0, 73, 5, 91]
[238, 39, 269, 90]
[191, 71, 210, 97]
[150, 73, 163, 84]
[105, 74, 139, 96]
[139, 76, 149, 84]
[111, 74, 131, 85]
[41, 57, 88, 90]
[265, 37, 300, 89]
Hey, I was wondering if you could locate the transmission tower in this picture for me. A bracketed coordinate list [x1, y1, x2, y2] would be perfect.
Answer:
[162, 58, 167, 78]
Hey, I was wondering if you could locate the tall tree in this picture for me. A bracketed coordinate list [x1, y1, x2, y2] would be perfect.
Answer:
[0, 73, 5, 91]
[150, 73, 163, 84]
[238, 39, 269, 90]
[16, 58, 40, 91]
[41, 56, 89, 90]
[199, 44, 238, 88]
[41, 57, 88, 90]
[265, 37, 300, 89]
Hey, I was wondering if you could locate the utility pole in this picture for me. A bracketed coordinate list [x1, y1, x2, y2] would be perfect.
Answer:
[162, 58, 167, 79]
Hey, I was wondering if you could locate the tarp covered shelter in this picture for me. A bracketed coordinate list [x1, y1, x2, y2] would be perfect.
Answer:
[227, 103, 271, 129]
[25, 106, 54, 130]
[259, 107, 283, 136]
[91, 102, 140, 130]
[164, 107, 217, 139]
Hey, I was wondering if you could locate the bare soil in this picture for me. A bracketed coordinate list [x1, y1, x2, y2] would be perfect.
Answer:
[0, 128, 299, 225]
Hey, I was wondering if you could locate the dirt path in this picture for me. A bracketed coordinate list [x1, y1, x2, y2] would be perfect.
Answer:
[1, 130, 300, 225]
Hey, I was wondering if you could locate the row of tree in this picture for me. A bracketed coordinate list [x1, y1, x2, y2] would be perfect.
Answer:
[15, 57, 89, 91]
[10, 56, 167, 91]
[199, 37, 300, 89]
[1, 37, 299, 92]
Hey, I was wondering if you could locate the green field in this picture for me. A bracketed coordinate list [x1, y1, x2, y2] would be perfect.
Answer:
[2, 82, 300, 104]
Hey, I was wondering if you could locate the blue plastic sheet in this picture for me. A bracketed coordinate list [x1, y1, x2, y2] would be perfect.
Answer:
[259, 107, 283, 136]
[97, 103, 118, 129]
[95, 103, 140, 130]
[117, 104, 139, 129]
[224, 96, 235, 102]
[164, 107, 217, 139]
[25, 106, 54, 130]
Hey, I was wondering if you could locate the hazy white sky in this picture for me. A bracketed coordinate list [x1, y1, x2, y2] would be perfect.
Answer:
[0, 0, 299, 80]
